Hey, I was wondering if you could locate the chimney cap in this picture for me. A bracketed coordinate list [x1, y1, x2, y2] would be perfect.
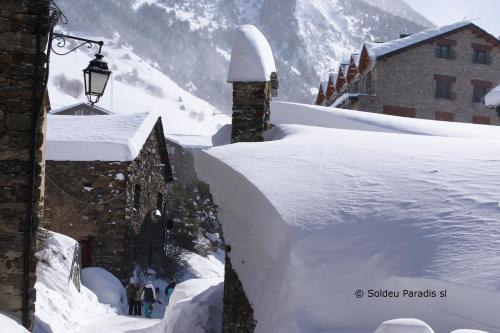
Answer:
[227, 25, 276, 83]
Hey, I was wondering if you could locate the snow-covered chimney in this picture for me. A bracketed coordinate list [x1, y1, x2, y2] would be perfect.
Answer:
[227, 25, 277, 143]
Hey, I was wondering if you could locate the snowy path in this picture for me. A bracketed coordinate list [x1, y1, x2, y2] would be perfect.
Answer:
[76, 315, 161, 333]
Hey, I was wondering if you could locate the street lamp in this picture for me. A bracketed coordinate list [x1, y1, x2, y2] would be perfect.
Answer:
[83, 53, 112, 105]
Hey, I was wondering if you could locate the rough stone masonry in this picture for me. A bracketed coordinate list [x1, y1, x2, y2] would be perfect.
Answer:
[0, 0, 51, 329]
[223, 78, 274, 332]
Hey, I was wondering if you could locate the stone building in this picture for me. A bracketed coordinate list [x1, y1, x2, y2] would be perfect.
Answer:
[0, 0, 51, 328]
[49, 102, 113, 116]
[44, 112, 173, 280]
[316, 22, 500, 125]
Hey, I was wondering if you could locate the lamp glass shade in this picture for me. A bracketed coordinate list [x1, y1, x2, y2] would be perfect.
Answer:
[83, 53, 112, 102]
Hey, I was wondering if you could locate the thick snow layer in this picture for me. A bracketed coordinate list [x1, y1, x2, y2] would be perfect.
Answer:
[0, 312, 29, 333]
[34, 231, 117, 333]
[485, 85, 500, 108]
[46, 112, 159, 161]
[48, 36, 229, 137]
[450, 330, 489, 333]
[271, 101, 500, 140]
[81, 267, 127, 312]
[227, 25, 276, 82]
[365, 21, 471, 61]
[195, 120, 500, 332]
[374, 318, 434, 333]
[154, 278, 223, 333]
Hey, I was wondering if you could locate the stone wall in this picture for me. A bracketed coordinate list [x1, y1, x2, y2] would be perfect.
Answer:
[222, 80, 275, 332]
[0, 0, 51, 328]
[231, 82, 272, 143]
[45, 120, 171, 281]
[362, 27, 500, 124]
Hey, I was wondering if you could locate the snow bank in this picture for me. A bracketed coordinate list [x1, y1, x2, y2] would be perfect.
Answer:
[227, 25, 276, 82]
[195, 122, 500, 333]
[374, 318, 434, 333]
[271, 101, 500, 140]
[365, 21, 471, 61]
[485, 85, 500, 108]
[34, 231, 116, 333]
[46, 112, 159, 161]
[81, 267, 127, 312]
[155, 278, 223, 333]
[0, 312, 29, 333]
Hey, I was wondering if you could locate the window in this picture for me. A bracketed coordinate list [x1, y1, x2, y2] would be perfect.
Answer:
[156, 192, 163, 211]
[167, 145, 176, 156]
[133, 184, 141, 209]
[435, 44, 451, 59]
[472, 49, 490, 64]
[472, 85, 488, 103]
[435, 80, 452, 99]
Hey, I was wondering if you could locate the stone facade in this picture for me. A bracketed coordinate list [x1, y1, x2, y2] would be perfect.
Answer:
[220, 79, 277, 332]
[325, 25, 500, 125]
[231, 82, 272, 143]
[0, 0, 51, 328]
[165, 139, 198, 185]
[45, 119, 173, 281]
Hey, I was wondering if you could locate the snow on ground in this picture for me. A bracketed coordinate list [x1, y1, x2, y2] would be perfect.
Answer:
[48, 34, 229, 136]
[0, 312, 29, 333]
[271, 101, 500, 139]
[165, 134, 213, 150]
[144, 278, 224, 333]
[33, 231, 118, 333]
[46, 112, 160, 161]
[81, 267, 127, 312]
[227, 25, 276, 82]
[183, 249, 225, 280]
[485, 85, 500, 108]
[195, 105, 500, 332]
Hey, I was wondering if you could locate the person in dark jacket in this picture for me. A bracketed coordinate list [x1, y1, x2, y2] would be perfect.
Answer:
[133, 282, 142, 316]
[142, 281, 156, 318]
[126, 280, 136, 315]
[165, 279, 176, 305]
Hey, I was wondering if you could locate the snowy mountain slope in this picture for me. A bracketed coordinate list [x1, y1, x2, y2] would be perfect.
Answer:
[54, 0, 430, 109]
[364, 0, 435, 27]
[196, 119, 500, 332]
[48, 34, 229, 136]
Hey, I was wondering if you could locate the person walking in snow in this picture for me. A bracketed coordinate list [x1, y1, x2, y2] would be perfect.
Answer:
[133, 282, 142, 316]
[165, 278, 176, 305]
[142, 281, 156, 318]
[126, 280, 136, 315]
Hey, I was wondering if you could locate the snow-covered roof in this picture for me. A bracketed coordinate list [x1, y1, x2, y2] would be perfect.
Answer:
[271, 101, 500, 140]
[49, 102, 114, 115]
[329, 72, 337, 83]
[485, 85, 500, 108]
[196, 102, 500, 333]
[46, 112, 161, 161]
[227, 25, 276, 83]
[365, 21, 472, 60]
[351, 53, 360, 66]
[339, 63, 349, 77]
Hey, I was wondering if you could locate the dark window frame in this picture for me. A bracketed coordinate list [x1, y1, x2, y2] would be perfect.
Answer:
[472, 85, 488, 104]
[472, 49, 491, 64]
[435, 44, 452, 59]
[435, 79, 452, 99]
